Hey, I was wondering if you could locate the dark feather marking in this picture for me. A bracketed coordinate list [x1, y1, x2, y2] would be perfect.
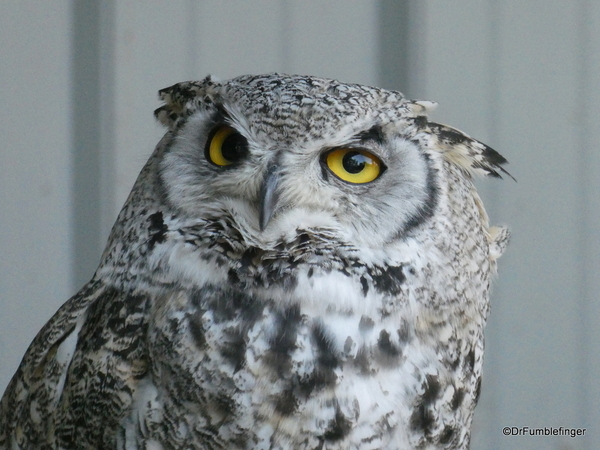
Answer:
[220, 328, 246, 372]
[212, 392, 236, 418]
[358, 315, 375, 332]
[312, 322, 340, 369]
[401, 151, 440, 235]
[273, 389, 298, 416]
[319, 159, 330, 181]
[343, 336, 354, 356]
[375, 330, 403, 367]
[437, 127, 468, 146]
[481, 144, 508, 166]
[147, 211, 168, 249]
[450, 387, 465, 410]
[265, 305, 302, 375]
[422, 375, 441, 405]
[397, 319, 411, 343]
[284, 323, 340, 397]
[450, 356, 460, 371]
[297, 368, 338, 397]
[227, 269, 240, 284]
[191, 286, 264, 335]
[466, 348, 476, 373]
[217, 240, 234, 255]
[238, 294, 266, 326]
[410, 375, 442, 436]
[474, 378, 482, 405]
[187, 313, 206, 349]
[227, 242, 299, 291]
[370, 265, 406, 296]
[360, 276, 369, 296]
[353, 346, 373, 376]
[323, 405, 352, 441]
[429, 122, 515, 180]
[199, 288, 241, 323]
[81, 289, 149, 358]
[377, 330, 401, 357]
[240, 247, 260, 269]
[355, 124, 385, 145]
[414, 115, 428, 129]
[439, 426, 456, 445]
[480, 145, 516, 181]
[297, 232, 311, 246]
[409, 402, 435, 435]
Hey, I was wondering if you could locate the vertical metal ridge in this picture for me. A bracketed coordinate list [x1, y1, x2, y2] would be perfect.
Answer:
[185, 1, 200, 78]
[71, 1, 115, 291]
[377, 0, 412, 95]
[575, 2, 593, 448]
[378, 0, 429, 99]
[98, 2, 116, 266]
[280, 0, 292, 73]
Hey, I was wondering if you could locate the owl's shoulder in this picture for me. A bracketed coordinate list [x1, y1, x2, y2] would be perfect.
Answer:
[0, 280, 151, 447]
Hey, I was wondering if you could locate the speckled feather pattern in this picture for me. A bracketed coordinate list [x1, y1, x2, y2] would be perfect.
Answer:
[0, 74, 510, 450]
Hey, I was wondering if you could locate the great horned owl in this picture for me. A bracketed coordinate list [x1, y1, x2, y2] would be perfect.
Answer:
[0, 74, 510, 450]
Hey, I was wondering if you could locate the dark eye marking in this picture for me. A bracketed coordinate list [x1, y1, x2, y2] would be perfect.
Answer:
[354, 125, 385, 145]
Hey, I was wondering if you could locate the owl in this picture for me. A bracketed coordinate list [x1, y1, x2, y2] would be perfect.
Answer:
[0, 74, 510, 450]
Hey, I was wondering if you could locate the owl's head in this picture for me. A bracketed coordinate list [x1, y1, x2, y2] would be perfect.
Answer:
[154, 74, 509, 252]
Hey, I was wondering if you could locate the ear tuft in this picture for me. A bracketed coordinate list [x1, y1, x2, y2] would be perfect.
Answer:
[154, 76, 218, 129]
[427, 122, 515, 181]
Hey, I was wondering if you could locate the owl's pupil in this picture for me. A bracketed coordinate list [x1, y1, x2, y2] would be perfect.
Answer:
[221, 133, 248, 162]
[342, 151, 368, 174]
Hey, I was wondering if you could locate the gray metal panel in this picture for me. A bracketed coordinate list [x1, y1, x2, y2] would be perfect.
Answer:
[109, 2, 193, 219]
[378, 0, 413, 94]
[284, 0, 378, 84]
[192, 0, 287, 78]
[490, 3, 585, 449]
[577, 0, 600, 445]
[0, 1, 73, 394]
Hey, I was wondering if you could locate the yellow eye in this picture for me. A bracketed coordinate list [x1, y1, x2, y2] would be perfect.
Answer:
[205, 125, 249, 166]
[324, 148, 384, 184]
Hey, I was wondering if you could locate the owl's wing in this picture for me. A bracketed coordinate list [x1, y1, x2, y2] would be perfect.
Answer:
[0, 280, 150, 449]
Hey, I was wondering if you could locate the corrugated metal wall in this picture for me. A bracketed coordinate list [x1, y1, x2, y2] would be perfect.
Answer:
[1, 2, 598, 449]
[1, 0, 74, 400]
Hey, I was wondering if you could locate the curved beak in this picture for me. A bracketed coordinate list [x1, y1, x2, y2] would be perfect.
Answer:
[259, 163, 281, 231]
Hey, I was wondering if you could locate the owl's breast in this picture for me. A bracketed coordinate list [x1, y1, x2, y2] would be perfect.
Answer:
[140, 253, 483, 449]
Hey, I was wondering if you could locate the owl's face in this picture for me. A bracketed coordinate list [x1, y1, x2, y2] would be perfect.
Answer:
[159, 75, 435, 251]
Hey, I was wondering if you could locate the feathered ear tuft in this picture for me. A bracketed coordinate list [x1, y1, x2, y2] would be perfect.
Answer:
[427, 122, 515, 181]
[154, 76, 218, 129]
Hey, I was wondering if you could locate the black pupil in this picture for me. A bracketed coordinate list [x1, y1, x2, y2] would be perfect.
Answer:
[221, 132, 248, 162]
[342, 151, 369, 174]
